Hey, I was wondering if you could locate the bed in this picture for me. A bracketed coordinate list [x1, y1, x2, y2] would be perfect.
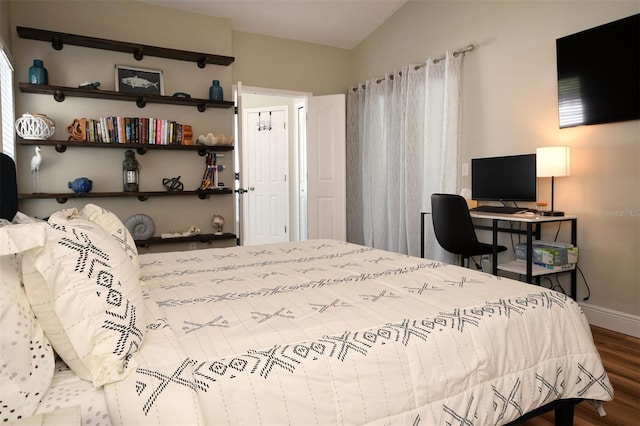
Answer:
[0, 153, 612, 425]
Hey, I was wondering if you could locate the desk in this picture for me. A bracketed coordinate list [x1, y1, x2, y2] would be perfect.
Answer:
[470, 212, 577, 299]
[420, 211, 578, 299]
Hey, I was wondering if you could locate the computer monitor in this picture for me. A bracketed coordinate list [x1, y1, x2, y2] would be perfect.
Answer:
[471, 154, 537, 202]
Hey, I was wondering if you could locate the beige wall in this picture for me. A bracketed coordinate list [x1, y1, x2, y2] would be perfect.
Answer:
[0, 1, 9, 43]
[353, 1, 640, 319]
[232, 31, 352, 96]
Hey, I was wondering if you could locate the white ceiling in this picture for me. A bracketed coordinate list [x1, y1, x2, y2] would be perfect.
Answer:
[138, 0, 408, 50]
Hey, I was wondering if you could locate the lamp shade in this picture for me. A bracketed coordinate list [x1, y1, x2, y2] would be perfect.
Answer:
[536, 146, 571, 177]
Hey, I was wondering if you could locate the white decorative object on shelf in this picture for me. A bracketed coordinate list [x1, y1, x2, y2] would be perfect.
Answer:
[211, 214, 225, 235]
[197, 133, 218, 146]
[15, 113, 55, 140]
[30, 146, 42, 193]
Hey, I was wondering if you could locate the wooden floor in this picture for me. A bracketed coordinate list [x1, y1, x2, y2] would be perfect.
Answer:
[520, 326, 640, 425]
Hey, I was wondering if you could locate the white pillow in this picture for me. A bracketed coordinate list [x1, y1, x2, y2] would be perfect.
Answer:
[1, 210, 146, 388]
[79, 204, 139, 272]
[0, 248, 55, 422]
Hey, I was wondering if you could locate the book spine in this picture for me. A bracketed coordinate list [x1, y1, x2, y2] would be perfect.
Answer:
[125, 118, 131, 143]
[176, 123, 182, 145]
[156, 119, 162, 145]
[118, 117, 126, 143]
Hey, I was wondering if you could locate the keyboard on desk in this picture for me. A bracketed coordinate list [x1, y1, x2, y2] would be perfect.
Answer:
[470, 206, 531, 214]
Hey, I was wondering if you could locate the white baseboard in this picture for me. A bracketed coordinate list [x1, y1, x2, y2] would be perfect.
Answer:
[579, 303, 640, 338]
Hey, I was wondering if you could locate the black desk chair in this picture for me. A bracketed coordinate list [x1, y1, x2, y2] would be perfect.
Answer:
[431, 193, 507, 268]
[1, 153, 18, 221]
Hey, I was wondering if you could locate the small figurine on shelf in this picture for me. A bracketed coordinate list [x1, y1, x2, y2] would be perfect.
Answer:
[211, 214, 225, 235]
[68, 177, 93, 193]
[67, 118, 87, 141]
[30, 146, 42, 193]
[123, 150, 140, 192]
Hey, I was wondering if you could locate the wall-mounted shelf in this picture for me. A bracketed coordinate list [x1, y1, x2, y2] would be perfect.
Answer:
[17, 26, 234, 68]
[19, 188, 232, 203]
[136, 232, 236, 247]
[18, 138, 233, 155]
[19, 83, 234, 112]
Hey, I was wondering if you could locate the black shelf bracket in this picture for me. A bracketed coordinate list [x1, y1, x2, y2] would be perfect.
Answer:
[133, 47, 144, 61]
[53, 90, 65, 102]
[51, 35, 63, 50]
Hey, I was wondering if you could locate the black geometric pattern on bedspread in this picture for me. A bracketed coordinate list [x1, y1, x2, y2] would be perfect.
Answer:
[55, 224, 142, 359]
[156, 262, 442, 308]
[141, 245, 444, 284]
[131, 291, 611, 417]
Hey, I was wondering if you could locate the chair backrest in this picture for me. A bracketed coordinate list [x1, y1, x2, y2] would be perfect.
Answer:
[430, 193, 480, 256]
[1, 152, 18, 221]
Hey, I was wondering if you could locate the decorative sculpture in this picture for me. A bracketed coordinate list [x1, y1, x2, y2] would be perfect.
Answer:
[211, 214, 225, 235]
[162, 176, 184, 192]
[68, 177, 93, 193]
[30, 146, 42, 193]
[67, 118, 87, 141]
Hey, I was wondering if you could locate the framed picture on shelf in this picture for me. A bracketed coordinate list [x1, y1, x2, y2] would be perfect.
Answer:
[115, 65, 164, 96]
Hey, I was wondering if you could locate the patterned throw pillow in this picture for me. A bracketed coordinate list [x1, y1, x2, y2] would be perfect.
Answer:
[79, 204, 139, 272]
[0, 251, 55, 422]
[2, 209, 146, 388]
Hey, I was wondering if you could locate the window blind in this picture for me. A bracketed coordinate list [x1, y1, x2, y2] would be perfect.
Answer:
[1, 41, 15, 160]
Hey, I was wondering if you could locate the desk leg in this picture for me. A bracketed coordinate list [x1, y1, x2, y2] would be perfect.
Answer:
[526, 223, 533, 284]
[492, 219, 498, 275]
[420, 212, 425, 259]
[571, 218, 577, 300]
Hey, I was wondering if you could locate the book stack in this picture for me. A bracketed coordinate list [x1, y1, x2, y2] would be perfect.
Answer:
[82, 117, 191, 145]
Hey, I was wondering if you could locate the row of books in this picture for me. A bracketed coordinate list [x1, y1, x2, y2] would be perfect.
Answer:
[81, 117, 191, 145]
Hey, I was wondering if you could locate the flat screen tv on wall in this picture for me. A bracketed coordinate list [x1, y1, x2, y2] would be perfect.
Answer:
[471, 154, 537, 202]
[556, 14, 640, 128]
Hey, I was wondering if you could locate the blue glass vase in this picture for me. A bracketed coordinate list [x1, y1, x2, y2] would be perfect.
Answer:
[29, 59, 48, 85]
[209, 80, 223, 101]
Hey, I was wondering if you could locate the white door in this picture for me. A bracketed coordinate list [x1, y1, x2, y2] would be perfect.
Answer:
[242, 107, 289, 245]
[296, 102, 308, 241]
[307, 94, 346, 241]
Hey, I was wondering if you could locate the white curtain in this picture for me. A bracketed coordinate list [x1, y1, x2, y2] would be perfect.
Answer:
[346, 51, 463, 260]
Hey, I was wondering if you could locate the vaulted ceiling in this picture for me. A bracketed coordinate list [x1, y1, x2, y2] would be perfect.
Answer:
[138, 0, 408, 50]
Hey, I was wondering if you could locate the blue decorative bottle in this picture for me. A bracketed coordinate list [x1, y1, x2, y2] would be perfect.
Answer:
[29, 59, 48, 85]
[209, 80, 223, 101]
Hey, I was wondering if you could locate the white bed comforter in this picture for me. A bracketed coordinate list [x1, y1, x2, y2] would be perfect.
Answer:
[105, 240, 612, 425]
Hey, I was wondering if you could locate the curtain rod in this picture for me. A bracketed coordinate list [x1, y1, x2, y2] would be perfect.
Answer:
[354, 44, 475, 90]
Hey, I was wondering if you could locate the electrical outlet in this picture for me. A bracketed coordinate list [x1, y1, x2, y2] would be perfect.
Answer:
[188, 242, 198, 251]
[462, 163, 469, 176]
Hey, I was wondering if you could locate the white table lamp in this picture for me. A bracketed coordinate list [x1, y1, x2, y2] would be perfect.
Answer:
[536, 146, 570, 216]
